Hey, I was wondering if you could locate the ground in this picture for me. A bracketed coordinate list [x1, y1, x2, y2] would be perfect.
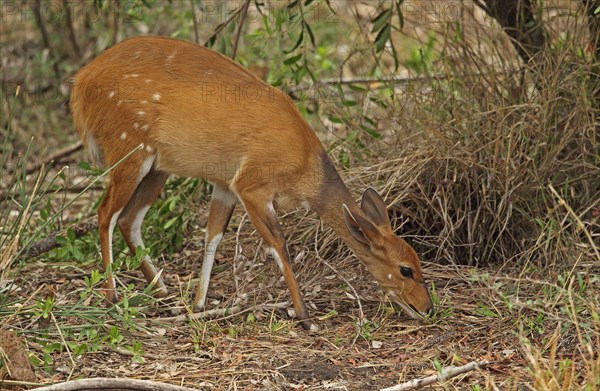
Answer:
[4, 202, 584, 391]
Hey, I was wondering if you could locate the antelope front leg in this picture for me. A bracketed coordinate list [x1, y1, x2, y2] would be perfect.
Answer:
[193, 183, 237, 311]
[235, 189, 315, 331]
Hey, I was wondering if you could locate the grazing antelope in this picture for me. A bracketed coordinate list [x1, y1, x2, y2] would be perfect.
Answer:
[70, 36, 433, 330]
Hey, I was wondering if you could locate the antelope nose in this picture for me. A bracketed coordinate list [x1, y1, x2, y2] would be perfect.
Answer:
[412, 303, 434, 318]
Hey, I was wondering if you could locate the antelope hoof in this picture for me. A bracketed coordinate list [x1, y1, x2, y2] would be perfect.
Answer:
[152, 284, 169, 298]
[103, 289, 119, 305]
[193, 303, 205, 313]
[300, 320, 319, 332]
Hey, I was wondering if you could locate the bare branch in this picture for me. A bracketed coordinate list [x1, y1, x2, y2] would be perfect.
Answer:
[26, 217, 98, 259]
[231, 0, 251, 60]
[190, 0, 199, 44]
[33, 378, 201, 391]
[380, 360, 492, 391]
[154, 302, 290, 323]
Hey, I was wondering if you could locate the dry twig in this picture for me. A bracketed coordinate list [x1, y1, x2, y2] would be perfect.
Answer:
[32, 378, 200, 391]
[380, 360, 492, 391]
[231, 0, 251, 60]
[26, 217, 98, 258]
[154, 301, 290, 323]
[26, 141, 82, 174]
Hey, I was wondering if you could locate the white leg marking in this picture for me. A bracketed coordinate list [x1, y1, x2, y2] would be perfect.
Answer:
[126, 156, 158, 272]
[266, 200, 276, 216]
[196, 232, 224, 310]
[212, 184, 238, 207]
[268, 247, 284, 272]
[138, 156, 155, 184]
[129, 204, 154, 262]
[129, 205, 150, 247]
[107, 208, 124, 267]
[87, 134, 104, 166]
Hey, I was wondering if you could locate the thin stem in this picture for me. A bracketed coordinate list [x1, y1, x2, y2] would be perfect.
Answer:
[190, 0, 199, 44]
[231, 0, 251, 60]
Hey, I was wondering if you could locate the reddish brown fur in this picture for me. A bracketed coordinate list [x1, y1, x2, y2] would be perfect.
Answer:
[71, 36, 433, 329]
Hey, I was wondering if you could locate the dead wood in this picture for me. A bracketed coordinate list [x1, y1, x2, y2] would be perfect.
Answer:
[26, 216, 97, 259]
[26, 141, 83, 174]
[380, 360, 492, 391]
[32, 378, 200, 391]
[155, 301, 291, 323]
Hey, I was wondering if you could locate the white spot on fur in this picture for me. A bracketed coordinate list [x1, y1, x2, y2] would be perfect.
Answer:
[145, 145, 154, 153]
[108, 91, 115, 98]
[152, 93, 161, 101]
[130, 74, 139, 78]
[141, 125, 149, 131]
[133, 123, 140, 129]
[137, 111, 145, 116]
[140, 100, 147, 104]
[117, 100, 122, 106]
[387, 273, 392, 280]
[120, 132, 127, 140]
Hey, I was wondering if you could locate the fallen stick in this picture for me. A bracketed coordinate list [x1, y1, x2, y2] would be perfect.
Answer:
[26, 141, 83, 174]
[26, 217, 98, 258]
[154, 301, 290, 323]
[380, 360, 491, 391]
[31, 377, 199, 391]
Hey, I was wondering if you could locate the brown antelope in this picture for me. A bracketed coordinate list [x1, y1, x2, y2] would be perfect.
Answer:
[70, 36, 433, 330]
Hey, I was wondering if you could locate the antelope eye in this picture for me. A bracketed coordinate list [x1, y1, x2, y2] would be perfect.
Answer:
[400, 267, 413, 278]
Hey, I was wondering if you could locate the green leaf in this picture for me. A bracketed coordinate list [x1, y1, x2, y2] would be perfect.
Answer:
[375, 23, 391, 52]
[371, 8, 391, 33]
[284, 54, 303, 65]
[433, 357, 443, 373]
[363, 116, 377, 126]
[475, 304, 499, 318]
[286, 31, 304, 53]
[305, 22, 316, 48]
[67, 227, 76, 242]
[163, 216, 179, 229]
[360, 124, 381, 139]
[348, 84, 365, 92]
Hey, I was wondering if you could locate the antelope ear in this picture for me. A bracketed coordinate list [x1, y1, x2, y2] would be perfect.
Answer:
[342, 204, 383, 248]
[360, 188, 391, 230]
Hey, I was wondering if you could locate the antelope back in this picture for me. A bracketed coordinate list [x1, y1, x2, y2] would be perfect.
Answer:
[70, 36, 323, 198]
